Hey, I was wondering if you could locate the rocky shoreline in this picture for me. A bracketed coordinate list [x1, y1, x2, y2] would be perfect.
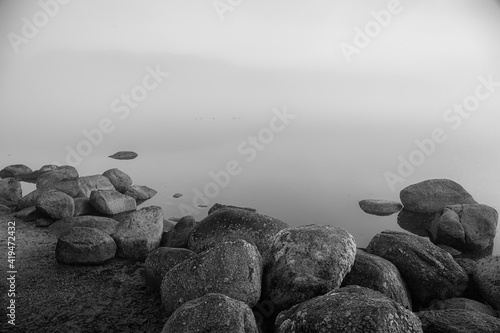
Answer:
[1, 163, 499, 332]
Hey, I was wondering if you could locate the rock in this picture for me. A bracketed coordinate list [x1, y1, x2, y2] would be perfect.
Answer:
[172, 193, 183, 198]
[161, 215, 197, 248]
[417, 309, 500, 332]
[188, 208, 288, 257]
[143, 247, 196, 292]
[73, 197, 97, 216]
[112, 206, 163, 260]
[161, 239, 262, 317]
[366, 230, 468, 306]
[263, 225, 356, 311]
[124, 185, 157, 205]
[0, 164, 33, 179]
[275, 285, 423, 333]
[400, 179, 476, 213]
[0, 198, 18, 211]
[0, 204, 11, 215]
[162, 219, 175, 233]
[39, 164, 58, 173]
[89, 190, 136, 215]
[426, 298, 497, 318]
[35, 190, 75, 220]
[13, 206, 40, 221]
[358, 199, 403, 216]
[429, 207, 465, 248]
[454, 257, 483, 302]
[108, 151, 138, 160]
[16, 189, 40, 211]
[162, 293, 259, 333]
[36, 167, 78, 189]
[78, 175, 115, 197]
[436, 244, 462, 257]
[208, 203, 257, 215]
[102, 168, 133, 193]
[55, 227, 117, 265]
[342, 249, 412, 310]
[474, 255, 500, 310]
[35, 217, 55, 227]
[41, 179, 82, 197]
[48, 216, 118, 237]
[0, 178, 22, 203]
[397, 208, 436, 238]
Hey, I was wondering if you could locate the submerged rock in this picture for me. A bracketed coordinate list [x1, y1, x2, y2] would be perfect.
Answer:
[275, 285, 423, 333]
[358, 199, 403, 216]
[108, 151, 138, 160]
[400, 179, 476, 213]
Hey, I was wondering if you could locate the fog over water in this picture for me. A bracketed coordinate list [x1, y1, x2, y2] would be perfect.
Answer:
[1, 0, 499, 252]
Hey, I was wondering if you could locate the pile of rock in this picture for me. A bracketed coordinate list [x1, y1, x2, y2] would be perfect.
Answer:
[0, 163, 161, 264]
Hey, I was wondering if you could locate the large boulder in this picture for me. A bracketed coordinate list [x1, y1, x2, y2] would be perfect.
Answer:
[400, 179, 476, 213]
[417, 309, 500, 332]
[341, 249, 412, 310]
[161, 215, 197, 248]
[0, 164, 33, 179]
[124, 185, 157, 205]
[358, 199, 403, 216]
[78, 175, 115, 197]
[161, 239, 262, 318]
[188, 208, 288, 257]
[426, 298, 497, 318]
[262, 225, 356, 311]
[102, 168, 133, 193]
[48, 215, 118, 237]
[0, 178, 22, 203]
[35, 189, 75, 220]
[55, 227, 117, 265]
[89, 190, 136, 215]
[366, 230, 468, 306]
[36, 167, 78, 189]
[162, 293, 259, 333]
[474, 255, 500, 310]
[112, 206, 163, 260]
[143, 247, 197, 292]
[275, 285, 423, 333]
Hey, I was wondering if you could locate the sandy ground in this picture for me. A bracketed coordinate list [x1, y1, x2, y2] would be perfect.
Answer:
[0, 214, 167, 333]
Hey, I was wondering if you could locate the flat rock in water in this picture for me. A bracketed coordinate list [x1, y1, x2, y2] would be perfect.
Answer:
[358, 199, 403, 216]
[108, 151, 138, 160]
[172, 193, 183, 198]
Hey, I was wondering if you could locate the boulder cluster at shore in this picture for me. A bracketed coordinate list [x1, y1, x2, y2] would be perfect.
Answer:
[1, 163, 499, 332]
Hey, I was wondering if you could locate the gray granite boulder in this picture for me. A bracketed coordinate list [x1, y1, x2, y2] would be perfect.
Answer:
[124, 185, 157, 205]
[417, 309, 500, 332]
[78, 175, 115, 197]
[55, 227, 117, 265]
[162, 293, 259, 333]
[143, 247, 197, 292]
[161, 215, 197, 248]
[0, 164, 33, 179]
[275, 285, 423, 333]
[426, 298, 497, 318]
[400, 179, 476, 213]
[48, 215, 118, 237]
[358, 199, 403, 216]
[474, 255, 500, 310]
[89, 190, 136, 215]
[0, 178, 22, 203]
[263, 224, 356, 311]
[112, 206, 163, 260]
[35, 189, 75, 220]
[342, 249, 412, 310]
[161, 239, 262, 317]
[188, 208, 288, 257]
[102, 168, 133, 193]
[40, 179, 82, 197]
[367, 230, 468, 306]
[36, 167, 78, 189]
